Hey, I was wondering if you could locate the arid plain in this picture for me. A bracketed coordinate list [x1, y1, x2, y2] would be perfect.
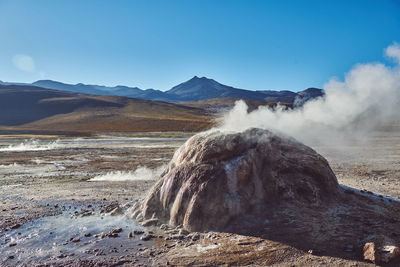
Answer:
[1, 124, 400, 266]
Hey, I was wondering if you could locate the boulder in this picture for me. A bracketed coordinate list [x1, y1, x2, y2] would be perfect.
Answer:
[363, 235, 400, 264]
[133, 128, 341, 232]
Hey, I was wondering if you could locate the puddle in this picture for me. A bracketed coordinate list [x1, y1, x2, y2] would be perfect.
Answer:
[0, 213, 148, 265]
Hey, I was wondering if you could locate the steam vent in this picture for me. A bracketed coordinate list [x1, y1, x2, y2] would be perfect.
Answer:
[134, 128, 342, 231]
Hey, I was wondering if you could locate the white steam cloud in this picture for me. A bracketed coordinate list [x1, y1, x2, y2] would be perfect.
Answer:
[219, 43, 400, 147]
[12, 54, 35, 72]
[90, 165, 166, 181]
[386, 42, 400, 64]
[0, 140, 61, 152]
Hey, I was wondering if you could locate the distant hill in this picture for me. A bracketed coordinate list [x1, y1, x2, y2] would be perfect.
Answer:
[1, 76, 324, 104]
[0, 84, 213, 133]
[32, 80, 146, 98]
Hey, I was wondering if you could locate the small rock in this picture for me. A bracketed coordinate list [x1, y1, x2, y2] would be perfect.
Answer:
[84, 233, 92, 237]
[165, 234, 185, 241]
[72, 238, 80, 243]
[364, 241, 400, 264]
[165, 229, 179, 235]
[79, 210, 93, 217]
[108, 233, 119, 238]
[133, 230, 144, 235]
[10, 223, 21, 229]
[140, 234, 153, 241]
[128, 232, 133, 238]
[9, 243, 17, 247]
[179, 229, 189, 236]
[94, 233, 102, 238]
[111, 227, 122, 234]
[364, 242, 379, 263]
[190, 233, 200, 241]
[100, 202, 119, 213]
[141, 218, 159, 227]
[8, 255, 14, 259]
[160, 224, 170, 230]
[109, 207, 122, 216]
[185, 241, 194, 247]
[136, 213, 144, 222]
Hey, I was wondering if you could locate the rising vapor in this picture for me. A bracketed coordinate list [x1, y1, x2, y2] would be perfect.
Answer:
[219, 43, 400, 147]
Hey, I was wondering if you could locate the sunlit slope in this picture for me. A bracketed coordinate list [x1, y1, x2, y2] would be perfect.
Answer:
[0, 85, 213, 133]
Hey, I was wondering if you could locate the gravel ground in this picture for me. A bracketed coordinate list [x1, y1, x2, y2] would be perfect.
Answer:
[1, 129, 400, 266]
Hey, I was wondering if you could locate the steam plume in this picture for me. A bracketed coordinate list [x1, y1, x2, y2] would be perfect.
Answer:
[219, 43, 400, 147]
[90, 165, 166, 181]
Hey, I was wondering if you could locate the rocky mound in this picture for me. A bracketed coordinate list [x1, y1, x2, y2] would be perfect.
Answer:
[132, 128, 342, 231]
[127, 128, 400, 263]
[123, 128, 400, 264]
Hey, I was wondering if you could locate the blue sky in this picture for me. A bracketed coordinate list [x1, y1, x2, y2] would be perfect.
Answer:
[0, 0, 399, 91]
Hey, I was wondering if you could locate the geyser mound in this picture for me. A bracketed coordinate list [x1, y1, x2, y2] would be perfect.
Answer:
[134, 128, 342, 232]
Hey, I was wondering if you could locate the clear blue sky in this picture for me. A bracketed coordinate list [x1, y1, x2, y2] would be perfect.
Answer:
[1, 0, 399, 91]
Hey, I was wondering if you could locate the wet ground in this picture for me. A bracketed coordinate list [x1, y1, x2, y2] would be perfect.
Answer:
[1, 129, 400, 266]
[0, 134, 185, 266]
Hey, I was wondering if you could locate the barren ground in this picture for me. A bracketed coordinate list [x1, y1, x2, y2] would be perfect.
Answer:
[1, 128, 400, 266]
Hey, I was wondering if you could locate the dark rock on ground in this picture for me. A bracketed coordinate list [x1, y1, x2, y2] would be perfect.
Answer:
[94, 228, 123, 239]
[10, 223, 21, 229]
[141, 218, 159, 227]
[111, 227, 122, 234]
[140, 233, 155, 241]
[100, 202, 120, 214]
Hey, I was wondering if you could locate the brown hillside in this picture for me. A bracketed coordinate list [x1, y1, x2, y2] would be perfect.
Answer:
[0, 85, 214, 133]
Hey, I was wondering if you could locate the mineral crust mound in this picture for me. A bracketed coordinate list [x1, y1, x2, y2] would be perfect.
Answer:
[135, 128, 342, 232]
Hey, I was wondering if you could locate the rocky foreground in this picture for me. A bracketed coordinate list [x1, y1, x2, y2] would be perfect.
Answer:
[132, 128, 400, 265]
[2, 130, 400, 266]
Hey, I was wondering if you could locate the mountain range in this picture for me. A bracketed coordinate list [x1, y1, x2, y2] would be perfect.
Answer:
[0, 76, 324, 104]
[0, 76, 324, 134]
